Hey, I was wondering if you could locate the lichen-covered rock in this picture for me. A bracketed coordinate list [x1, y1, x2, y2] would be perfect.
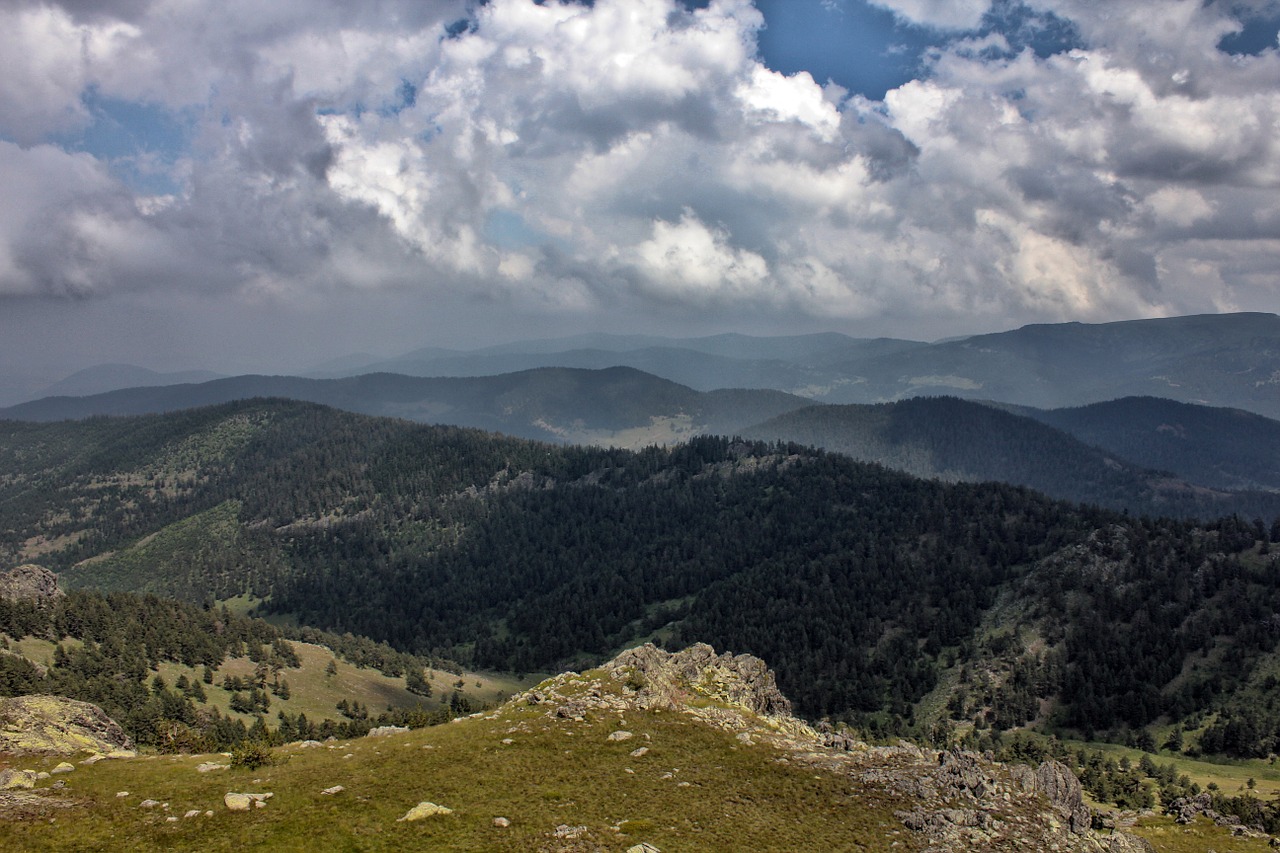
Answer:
[224, 792, 272, 811]
[0, 565, 64, 605]
[0, 769, 38, 790]
[397, 801, 453, 821]
[0, 695, 133, 755]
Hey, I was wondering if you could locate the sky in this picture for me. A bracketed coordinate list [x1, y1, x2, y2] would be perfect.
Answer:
[1, 0, 1280, 397]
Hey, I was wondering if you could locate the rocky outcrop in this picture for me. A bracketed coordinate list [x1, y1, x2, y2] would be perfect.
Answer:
[0, 695, 134, 755]
[0, 565, 63, 605]
[607, 642, 792, 717]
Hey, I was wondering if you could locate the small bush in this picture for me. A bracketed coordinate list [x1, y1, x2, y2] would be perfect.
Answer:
[230, 741, 275, 770]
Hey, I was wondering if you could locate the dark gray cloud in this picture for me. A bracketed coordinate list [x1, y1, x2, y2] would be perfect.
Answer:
[0, 0, 1278, 389]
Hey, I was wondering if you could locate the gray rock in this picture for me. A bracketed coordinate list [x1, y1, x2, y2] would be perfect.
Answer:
[608, 642, 791, 717]
[1108, 833, 1157, 852]
[1035, 760, 1092, 834]
[0, 565, 63, 605]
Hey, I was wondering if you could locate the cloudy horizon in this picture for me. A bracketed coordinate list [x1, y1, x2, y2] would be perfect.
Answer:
[2, 0, 1279, 396]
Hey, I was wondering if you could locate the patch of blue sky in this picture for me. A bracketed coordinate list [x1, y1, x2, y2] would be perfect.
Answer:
[1218, 10, 1280, 55]
[52, 88, 194, 195]
[484, 209, 567, 252]
[755, 0, 932, 100]
[754, 1, 1081, 102]
[379, 80, 417, 118]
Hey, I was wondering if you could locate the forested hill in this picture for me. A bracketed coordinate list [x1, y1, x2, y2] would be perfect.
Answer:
[1020, 396, 1280, 492]
[739, 396, 1280, 520]
[0, 366, 809, 447]
[2, 399, 1279, 752]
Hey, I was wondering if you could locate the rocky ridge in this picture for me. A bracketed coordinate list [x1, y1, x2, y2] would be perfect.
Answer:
[517, 643, 1155, 852]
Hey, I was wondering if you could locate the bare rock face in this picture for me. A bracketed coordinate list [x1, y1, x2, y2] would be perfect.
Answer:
[1035, 759, 1093, 833]
[0, 565, 64, 606]
[608, 642, 792, 717]
[0, 695, 134, 755]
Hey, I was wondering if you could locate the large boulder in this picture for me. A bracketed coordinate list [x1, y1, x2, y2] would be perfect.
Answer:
[0, 565, 63, 606]
[0, 695, 133, 755]
[1035, 760, 1093, 834]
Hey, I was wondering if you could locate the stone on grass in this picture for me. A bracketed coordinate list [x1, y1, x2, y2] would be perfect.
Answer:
[321, 785, 344, 795]
[224, 792, 272, 811]
[367, 725, 409, 738]
[630, 746, 649, 758]
[398, 801, 453, 821]
[493, 816, 511, 827]
[50, 762, 74, 774]
[627, 845, 662, 853]
[196, 762, 229, 773]
[607, 730, 634, 742]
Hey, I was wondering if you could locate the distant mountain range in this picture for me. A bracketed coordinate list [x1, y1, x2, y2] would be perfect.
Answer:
[26, 312, 1280, 417]
[0, 367, 811, 447]
[740, 395, 1280, 520]
[37, 363, 226, 398]
[5, 311, 1280, 519]
[291, 312, 1280, 418]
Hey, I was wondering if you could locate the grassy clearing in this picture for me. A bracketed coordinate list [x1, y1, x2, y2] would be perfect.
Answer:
[1063, 738, 1280, 798]
[1131, 815, 1272, 852]
[154, 641, 534, 726]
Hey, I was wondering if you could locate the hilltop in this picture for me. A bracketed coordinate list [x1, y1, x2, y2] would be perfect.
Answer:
[0, 643, 1217, 852]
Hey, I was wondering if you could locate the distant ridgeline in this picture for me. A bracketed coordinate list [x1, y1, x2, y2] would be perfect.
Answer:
[2, 398, 1280, 756]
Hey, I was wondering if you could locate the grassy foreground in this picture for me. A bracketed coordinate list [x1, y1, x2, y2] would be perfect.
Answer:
[0, 690, 914, 852]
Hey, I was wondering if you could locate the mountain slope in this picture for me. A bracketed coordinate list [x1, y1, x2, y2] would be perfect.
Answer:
[738, 396, 1280, 519]
[1021, 396, 1280, 492]
[823, 312, 1280, 417]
